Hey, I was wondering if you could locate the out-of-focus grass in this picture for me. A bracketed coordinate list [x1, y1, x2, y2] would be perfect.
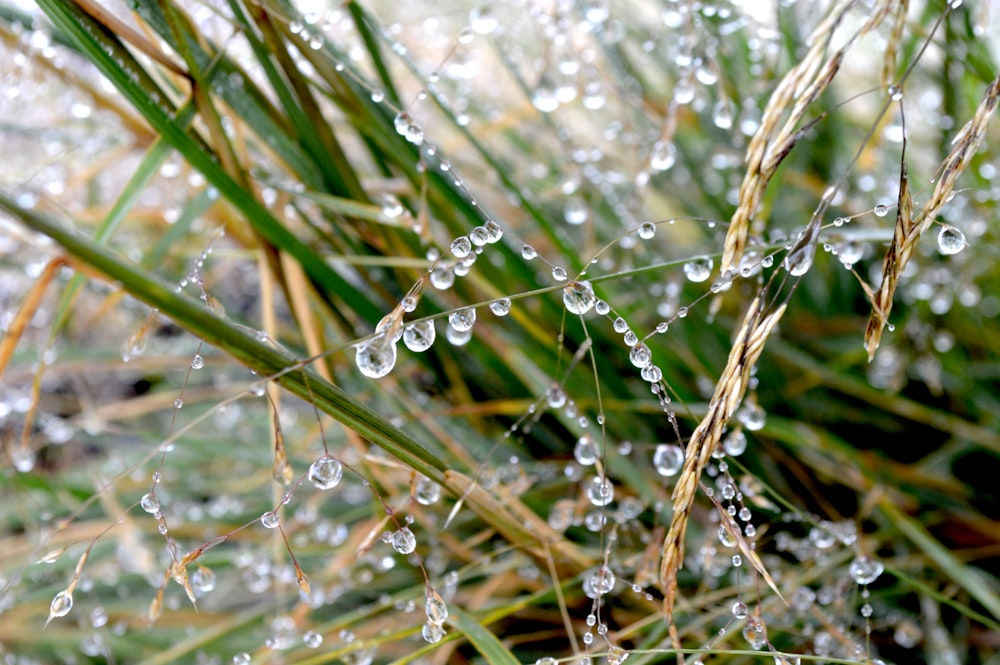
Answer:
[0, 1, 998, 664]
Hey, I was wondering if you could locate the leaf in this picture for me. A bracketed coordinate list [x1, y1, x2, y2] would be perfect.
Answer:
[447, 607, 521, 665]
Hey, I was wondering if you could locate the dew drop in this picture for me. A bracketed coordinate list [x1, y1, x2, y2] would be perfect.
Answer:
[450, 236, 472, 258]
[469, 226, 489, 246]
[521, 244, 537, 260]
[483, 220, 503, 243]
[613, 317, 628, 333]
[586, 476, 614, 506]
[261, 511, 280, 529]
[564, 196, 589, 225]
[415, 476, 442, 505]
[595, 300, 610, 315]
[489, 297, 511, 316]
[422, 621, 445, 643]
[304, 631, 323, 648]
[888, 85, 903, 101]
[425, 588, 449, 624]
[355, 338, 397, 379]
[547, 384, 567, 408]
[140, 492, 160, 514]
[629, 343, 652, 368]
[469, 7, 498, 35]
[712, 98, 734, 129]
[873, 204, 889, 217]
[574, 434, 598, 466]
[585, 565, 616, 597]
[308, 456, 343, 490]
[232, 652, 251, 665]
[638, 221, 656, 239]
[683, 256, 713, 282]
[48, 590, 73, 623]
[848, 555, 884, 585]
[551, 266, 568, 282]
[381, 194, 404, 218]
[653, 444, 684, 476]
[403, 320, 436, 352]
[174, 398, 184, 409]
[190, 354, 205, 370]
[563, 281, 595, 315]
[448, 308, 476, 332]
[737, 403, 766, 431]
[936, 225, 966, 255]
[731, 600, 748, 619]
[192, 566, 216, 593]
[429, 265, 455, 290]
[650, 140, 676, 171]
[371, 89, 385, 103]
[391, 527, 417, 554]
[723, 429, 747, 456]
[718, 525, 737, 547]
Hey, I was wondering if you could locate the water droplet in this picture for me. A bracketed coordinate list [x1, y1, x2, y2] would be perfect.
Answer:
[547, 384, 567, 408]
[174, 398, 184, 409]
[623, 330, 639, 346]
[613, 317, 628, 333]
[712, 98, 734, 129]
[140, 492, 160, 514]
[629, 342, 653, 368]
[425, 588, 449, 624]
[653, 444, 684, 476]
[564, 196, 589, 225]
[371, 89, 385, 103]
[47, 590, 73, 623]
[595, 300, 610, 315]
[232, 652, 251, 665]
[415, 476, 442, 505]
[422, 621, 446, 643]
[483, 220, 503, 243]
[723, 429, 747, 456]
[737, 403, 766, 431]
[574, 435, 598, 466]
[489, 298, 511, 316]
[190, 354, 205, 369]
[888, 85, 903, 101]
[718, 525, 737, 547]
[261, 511, 280, 529]
[650, 140, 676, 171]
[585, 565, 616, 597]
[308, 456, 343, 490]
[381, 194, 404, 218]
[586, 476, 614, 506]
[469, 7, 498, 35]
[191, 566, 216, 594]
[783, 222, 821, 276]
[355, 338, 397, 378]
[936, 225, 966, 255]
[450, 236, 472, 258]
[521, 244, 537, 260]
[638, 221, 656, 239]
[873, 204, 889, 217]
[469, 226, 489, 246]
[848, 555, 884, 584]
[563, 281, 595, 315]
[448, 308, 476, 332]
[429, 265, 455, 290]
[731, 600, 748, 619]
[391, 527, 417, 554]
[551, 266, 568, 282]
[532, 86, 559, 113]
[683, 256, 713, 282]
[403, 321, 436, 352]
[303, 631, 323, 648]
[11, 447, 36, 473]
[837, 240, 864, 268]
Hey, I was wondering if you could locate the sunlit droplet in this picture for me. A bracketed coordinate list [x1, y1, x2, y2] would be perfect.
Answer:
[489, 298, 511, 316]
[848, 555, 884, 585]
[653, 444, 684, 476]
[47, 590, 73, 624]
[391, 527, 417, 554]
[586, 476, 614, 506]
[936, 225, 966, 255]
[355, 339, 397, 379]
[403, 321, 436, 352]
[309, 456, 343, 490]
[683, 256, 713, 282]
[563, 281, 595, 315]
[140, 493, 160, 514]
[261, 511, 280, 529]
[448, 308, 476, 332]
[450, 236, 472, 258]
[638, 221, 656, 239]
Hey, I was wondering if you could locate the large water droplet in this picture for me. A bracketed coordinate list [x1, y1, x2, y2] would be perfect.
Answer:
[650, 140, 676, 171]
[448, 308, 476, 332]
[563, 281, 595, 314]
[683, 256, 713, 282]
[737, 403, 766, 431]
[629, 343, 652, 368]
[450, 236, 472, 258]
[712, 98, 734, 129]
[848, 555, 884, 584]
[936, 225, 966, 255]
[586, 476, 614, 506]
[308, 456, 343, 490]
[422, 621, 446, 643]
[489, 298, 511, 316]
[355, 338, 398, 379]
[429, 265, 455, 290]
[415, 476, 442, 505]
[574, 434, 598, 465]
[547, 384, 567, 408]
[551, 266, 568, 282]
[403, 321, 436, 352]
[783, 222, 821, 276]
[391, 527, 417, 554]
[521, 244, 537, 260]
[585, 565, 616, 597]
[638, 221, 656, 239]
[653, 444, 684, 476]
[425, 588, 449, 624]
[140, 492, 160, 514]
[47, 590, 73, 624]
[564, 196, 589, 225]
[469, 7, 498, 34]
[261, 511, 280, 529]
[722, 429, 747, 456]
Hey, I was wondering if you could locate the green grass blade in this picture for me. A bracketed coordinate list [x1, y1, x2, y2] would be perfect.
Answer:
[447, 607, 521, 665]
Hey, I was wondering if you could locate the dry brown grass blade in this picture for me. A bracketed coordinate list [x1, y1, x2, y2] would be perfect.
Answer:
[659, 298, 787, 623]
[720, 1, 897, 274]
[865, 74, 1000, 359]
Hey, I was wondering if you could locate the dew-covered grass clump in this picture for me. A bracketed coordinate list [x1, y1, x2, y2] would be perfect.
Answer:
[1, 1, 999, 664]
